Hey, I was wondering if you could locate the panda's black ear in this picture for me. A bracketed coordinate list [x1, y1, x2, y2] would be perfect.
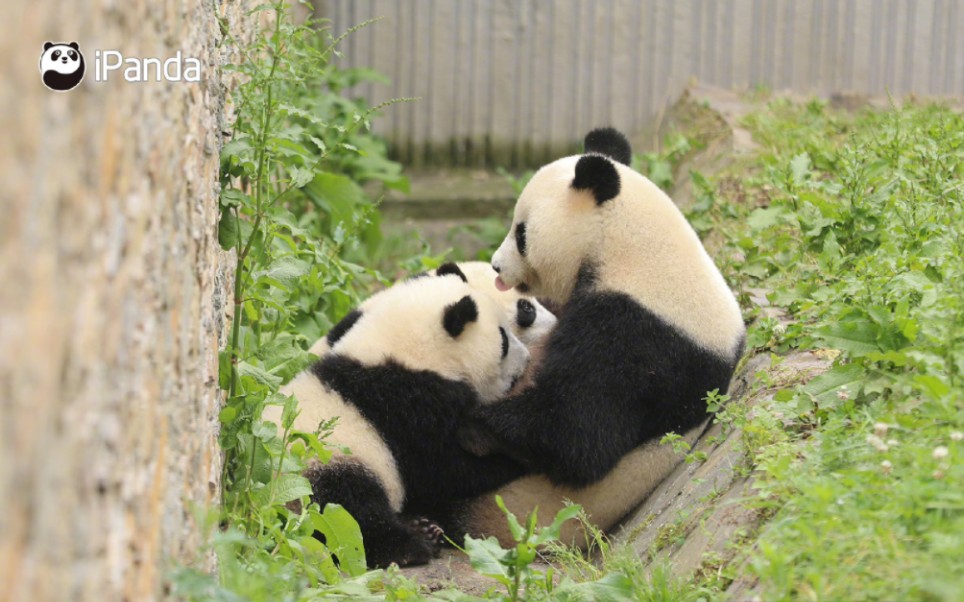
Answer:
[572, 155, 621, 204]
[44, 42, 54, 51]
[584, 127, 632, 166]
[436, 262, 468, 283]
[326, 309, 362, 346]
[443, 295, 478, 338]
[69, 42, 80, 50]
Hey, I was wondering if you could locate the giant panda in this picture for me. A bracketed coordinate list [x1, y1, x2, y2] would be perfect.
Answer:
[455, 127, 745, 546]
[266, 271, 531, 568]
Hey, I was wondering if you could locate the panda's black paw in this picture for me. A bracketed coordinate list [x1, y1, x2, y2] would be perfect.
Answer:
[409, 517, 445, 553]
[457, 420, 497, 457]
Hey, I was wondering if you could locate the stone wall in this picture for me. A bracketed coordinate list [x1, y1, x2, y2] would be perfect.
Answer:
[0, 2, 250, 600]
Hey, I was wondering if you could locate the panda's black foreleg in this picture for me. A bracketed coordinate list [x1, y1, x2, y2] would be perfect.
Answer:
[457, 396, 546, 471]
[304, 462, 434, 569]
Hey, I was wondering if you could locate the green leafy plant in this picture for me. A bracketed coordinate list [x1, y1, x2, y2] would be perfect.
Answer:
[462, 497, 635, 601]
[688, 99, 964, 600]
[175, 3, 426, 599]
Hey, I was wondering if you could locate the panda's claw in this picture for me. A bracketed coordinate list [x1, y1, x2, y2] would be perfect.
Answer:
[409, 517, 445, 550]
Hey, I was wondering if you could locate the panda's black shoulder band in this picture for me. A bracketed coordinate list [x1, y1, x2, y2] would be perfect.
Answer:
[584, 127, 632, 166]
[572, 155, 621, 204]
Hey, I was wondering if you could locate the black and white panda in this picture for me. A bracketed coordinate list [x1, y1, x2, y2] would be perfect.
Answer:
[39, 42, 85, 92]
[455, 127, 745, 545]
[265, 270, 530, 568]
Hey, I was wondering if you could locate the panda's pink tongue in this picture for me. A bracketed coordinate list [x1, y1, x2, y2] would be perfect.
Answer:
[494, 276, 512, 292]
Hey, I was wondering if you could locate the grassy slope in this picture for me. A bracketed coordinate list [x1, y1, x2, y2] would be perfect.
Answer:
[688, 99, 963, 601]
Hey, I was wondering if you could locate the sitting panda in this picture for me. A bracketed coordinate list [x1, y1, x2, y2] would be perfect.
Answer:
[267, 270, 531, 568]
[455, 127, 745, 546]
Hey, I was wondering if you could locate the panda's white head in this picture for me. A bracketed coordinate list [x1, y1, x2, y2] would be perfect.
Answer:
[329, 275, 530, 403]
[491, 127, 746, 357]
[436, 262, 556, 347]
[39, 42, 85, 91]
[491, 128, 633, 304]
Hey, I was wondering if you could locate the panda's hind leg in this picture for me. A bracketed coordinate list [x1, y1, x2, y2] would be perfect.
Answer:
[304, 461, 434, 568]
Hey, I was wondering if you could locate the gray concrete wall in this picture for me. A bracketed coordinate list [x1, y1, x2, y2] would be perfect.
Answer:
[319, 0, 964, 167]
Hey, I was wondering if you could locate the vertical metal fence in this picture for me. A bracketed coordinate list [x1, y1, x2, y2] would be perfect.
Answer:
[319, 0, 963, 168]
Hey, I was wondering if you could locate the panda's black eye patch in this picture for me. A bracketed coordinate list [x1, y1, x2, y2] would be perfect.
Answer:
[52, 50, 61, 60]
[68, 51, 77, 60]
[515, 222, 527, 256]
[516, 299, 536, 328]
[499, 327, 509, 358]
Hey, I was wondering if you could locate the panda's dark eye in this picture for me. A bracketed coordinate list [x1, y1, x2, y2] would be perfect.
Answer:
[68, 51, 77, 60]
[52, 50, 61, 60]
[499, 327, 509, 359]
[516, 299, 536, 328]
[515, 222, 527, 256]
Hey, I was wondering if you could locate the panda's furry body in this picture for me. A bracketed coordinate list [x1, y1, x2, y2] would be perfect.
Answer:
[269, 272, 531, 567]
[454, 128, 745, 544]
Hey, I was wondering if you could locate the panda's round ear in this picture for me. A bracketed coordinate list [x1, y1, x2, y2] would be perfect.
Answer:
[436, 262, 468, 283]
[572, 155, 621, 205]
[584, 127, 632, 166]
[443, 295, 478, 338]
[69, 42, 80, 50]
[44, 42, 54, 51]
[326, 309, 363, 346]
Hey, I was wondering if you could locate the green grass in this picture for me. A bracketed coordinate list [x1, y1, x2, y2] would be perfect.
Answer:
[686, 98, 964, 601]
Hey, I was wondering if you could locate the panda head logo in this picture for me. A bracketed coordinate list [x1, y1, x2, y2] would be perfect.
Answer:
[40, 42, 85, 92]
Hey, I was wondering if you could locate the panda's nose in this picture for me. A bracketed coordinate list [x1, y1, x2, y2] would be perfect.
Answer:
[61, 57, 68, 62]
[492, 264, 501, 274]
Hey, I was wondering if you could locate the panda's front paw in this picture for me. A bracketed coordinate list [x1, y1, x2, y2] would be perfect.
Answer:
[409, 517, 445, 553]
[458, 420, 497, 457]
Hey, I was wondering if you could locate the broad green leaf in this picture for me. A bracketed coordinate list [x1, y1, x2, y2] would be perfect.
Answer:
[773, 389, 796, 402]
[463, 535, 511, 584]
[914, 375, 950, 400]
[302, 172, 367, 229]
[790, 152, 811, 185]
[267, 473, 313, 505]
[747, 206, 787, 231]
[218, 210, 239, 250]
[218, 406, 238, 425]
[219, 188, 248, 209]
[815, 319, 881, 355]
[238, 361, 284, 389]
[288, 165, 316, 188]
[312, 503, 367, 577]
[801, 363, 865, 405]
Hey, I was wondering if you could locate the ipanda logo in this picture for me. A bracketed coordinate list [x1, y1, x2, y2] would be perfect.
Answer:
[40, 42, 85, 91]
[40, 41, 201, 91]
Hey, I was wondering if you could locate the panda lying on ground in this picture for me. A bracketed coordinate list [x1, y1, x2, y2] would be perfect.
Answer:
[266, 268, 534, 568]
[453, 128, 746, 545]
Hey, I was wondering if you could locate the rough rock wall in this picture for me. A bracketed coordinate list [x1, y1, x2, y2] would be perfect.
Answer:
[0, 2, 250, 600]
